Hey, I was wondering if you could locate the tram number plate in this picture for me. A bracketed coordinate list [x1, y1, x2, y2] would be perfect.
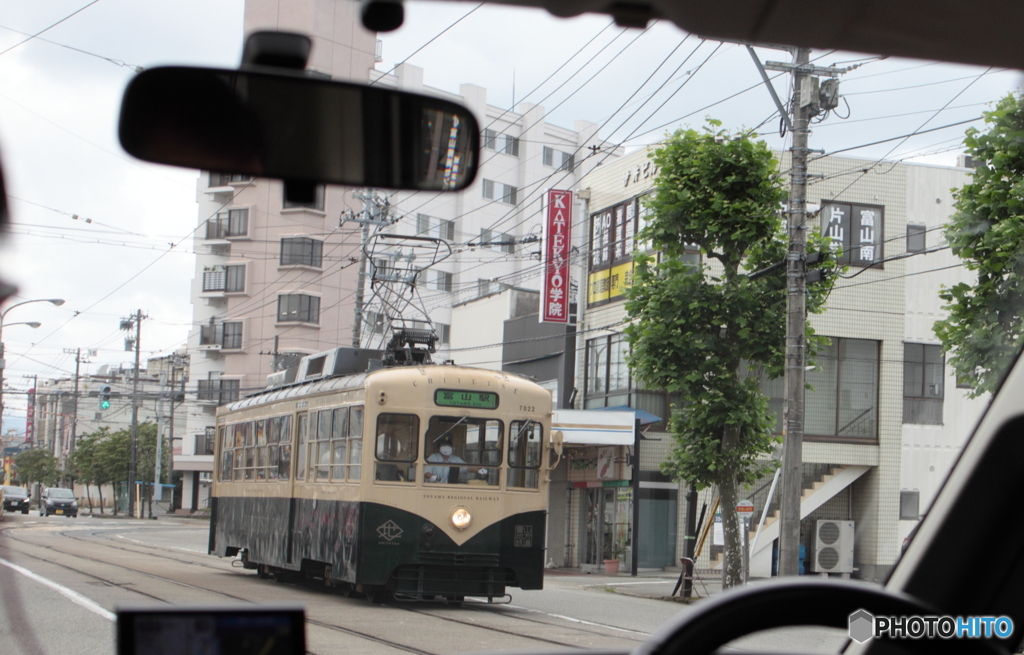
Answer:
[435, 389, 499, 410]
[514, 525, 533, 548]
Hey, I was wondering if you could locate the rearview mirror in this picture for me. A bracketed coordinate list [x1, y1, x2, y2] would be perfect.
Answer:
[119, 67, 479, 191]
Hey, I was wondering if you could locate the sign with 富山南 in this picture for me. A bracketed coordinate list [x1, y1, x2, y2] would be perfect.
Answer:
[821, 201, 885, 268]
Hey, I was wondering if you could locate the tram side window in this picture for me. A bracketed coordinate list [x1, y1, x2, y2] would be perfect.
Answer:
[508, 420, 542, 489]
[331, 407, 349, 481]
[244, 421, 256, 480]
[423, 417, 502, 487]
[219, 426, 231, 482]
[375, 413, 418, 483]
[295, 413, 308, 481]
[312, 410, 333, 481]
[256, 419, 268, 480]
[278, 415, 292, 481]
[349, 406, 363, 481]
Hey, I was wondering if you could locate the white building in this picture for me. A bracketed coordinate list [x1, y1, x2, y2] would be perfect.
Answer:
[560, 146, 985, 581]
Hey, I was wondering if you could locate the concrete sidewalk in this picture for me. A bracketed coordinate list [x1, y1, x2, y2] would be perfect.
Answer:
[544, 567, 723, 603]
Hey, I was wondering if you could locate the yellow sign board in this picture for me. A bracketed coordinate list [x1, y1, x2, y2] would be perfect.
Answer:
[588, 261, 635, 306]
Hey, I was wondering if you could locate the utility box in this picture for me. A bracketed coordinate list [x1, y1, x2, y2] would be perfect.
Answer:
[812, 520, 855, 573]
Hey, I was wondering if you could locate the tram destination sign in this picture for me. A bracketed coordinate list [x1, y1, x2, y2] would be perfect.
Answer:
[434, 389, 499, 410]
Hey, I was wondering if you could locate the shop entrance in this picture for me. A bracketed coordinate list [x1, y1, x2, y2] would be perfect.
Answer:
[582, 487, 633, 568]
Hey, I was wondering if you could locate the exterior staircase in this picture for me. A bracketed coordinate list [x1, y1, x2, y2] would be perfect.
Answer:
[709, 464, 871, 572]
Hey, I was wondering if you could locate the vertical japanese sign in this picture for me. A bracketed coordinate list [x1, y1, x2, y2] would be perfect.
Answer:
[25, 387, 35, 444]
[821, 201, 885, 268]
[542, 189, 573, 323]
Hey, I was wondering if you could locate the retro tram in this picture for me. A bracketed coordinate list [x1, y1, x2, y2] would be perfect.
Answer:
[209, 343, 561, 602]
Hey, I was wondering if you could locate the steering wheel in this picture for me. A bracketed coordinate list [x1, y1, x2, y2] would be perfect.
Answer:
[633, 579, 1010, 655]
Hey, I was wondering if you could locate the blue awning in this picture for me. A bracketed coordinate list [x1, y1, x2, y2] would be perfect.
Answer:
[597, 405, 663, 426]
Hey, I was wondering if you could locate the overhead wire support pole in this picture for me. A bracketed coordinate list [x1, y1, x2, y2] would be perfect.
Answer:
[778, 47, 811, 577]
[123, 309, 146, 518]
[346, 189, 390, 348]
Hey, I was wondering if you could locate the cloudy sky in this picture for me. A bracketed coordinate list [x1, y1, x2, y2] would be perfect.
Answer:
[0, 0, 1019, 432]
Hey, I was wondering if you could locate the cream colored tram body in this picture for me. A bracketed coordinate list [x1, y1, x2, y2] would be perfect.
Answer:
[210, 365, 552, 601]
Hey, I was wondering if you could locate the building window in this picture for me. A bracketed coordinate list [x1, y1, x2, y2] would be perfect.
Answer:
[436, 322, 450, 344]
[280, 237, 323, 267]
[277, 294, 320, 324]
[904, 343, 944, 425]
[907, 224, 926, 253]
[422, 270, 453, 292]
[206, 208, 248, 239]
[583, 334, 668, 426]
[198, 378, 240, 405]
[804, 338, 880, 439]
[477, 279, 492, 297]
[223, 322, 243, 349]
[482, 129, 519, 156]
[482, 179, 518, 205]
[282, 185, 325, 211]
[209, 172, 252, 186]
[900, 490, 920, 520]
[203, 265, 244, 293]
[543, 146, 575, 172]
[417, 214, 455, 241]
[200, 322, 243, 349]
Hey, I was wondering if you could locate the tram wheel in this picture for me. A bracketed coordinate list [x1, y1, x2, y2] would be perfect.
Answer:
[257, 565, 271, 579]
[445, 594, 464, 607]
[368, 589, 390, 604]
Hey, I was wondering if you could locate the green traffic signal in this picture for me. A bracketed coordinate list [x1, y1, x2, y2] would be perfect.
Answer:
[100, 400, 111, 409]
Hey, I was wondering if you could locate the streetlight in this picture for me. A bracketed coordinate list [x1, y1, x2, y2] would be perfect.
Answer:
[0, 298, 65, 435]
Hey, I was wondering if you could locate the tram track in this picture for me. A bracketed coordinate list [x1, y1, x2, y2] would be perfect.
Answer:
[1, 523, 641, 654]
[62, 525, 648, 645]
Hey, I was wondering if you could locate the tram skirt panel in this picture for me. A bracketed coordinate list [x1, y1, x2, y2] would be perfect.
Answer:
[359, 503, 546, 598]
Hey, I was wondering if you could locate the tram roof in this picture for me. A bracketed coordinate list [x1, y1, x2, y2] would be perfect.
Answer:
[222, 365, 542, 413]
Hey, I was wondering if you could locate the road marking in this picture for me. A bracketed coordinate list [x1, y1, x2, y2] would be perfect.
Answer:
[504, 603, 652, 636]
[0, 556, 115, 622]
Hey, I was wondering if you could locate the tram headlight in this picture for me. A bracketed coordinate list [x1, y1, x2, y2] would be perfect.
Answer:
[450, 507, 471, 530]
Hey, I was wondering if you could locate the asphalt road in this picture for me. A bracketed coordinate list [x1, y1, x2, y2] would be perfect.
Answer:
[0, 512, 847, 655]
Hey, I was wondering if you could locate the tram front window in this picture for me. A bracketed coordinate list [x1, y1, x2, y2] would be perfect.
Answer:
[374, 413, 419, 482]
[423, 417, 502, 486]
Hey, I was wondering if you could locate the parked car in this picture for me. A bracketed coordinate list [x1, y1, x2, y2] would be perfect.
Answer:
[1, 485, 30, 514]
[40, 487, 78, 518]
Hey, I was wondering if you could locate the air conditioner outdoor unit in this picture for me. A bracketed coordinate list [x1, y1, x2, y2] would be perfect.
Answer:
[812, 520, 854, 573]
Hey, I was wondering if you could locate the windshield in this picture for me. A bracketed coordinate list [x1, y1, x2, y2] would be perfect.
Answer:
[2, 486, 26, 497]
[2, 2, 1024, 655]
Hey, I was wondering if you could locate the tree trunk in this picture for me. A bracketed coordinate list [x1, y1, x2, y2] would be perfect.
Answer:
[719, 426, 745, 590]
[112, 483, 119, 516]
[97, 485, 105, 514]
[85, 482, 94, 514]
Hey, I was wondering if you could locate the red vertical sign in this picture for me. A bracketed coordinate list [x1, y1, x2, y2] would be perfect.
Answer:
[25, 387, 35, 444]
[542, 189, 573, 323]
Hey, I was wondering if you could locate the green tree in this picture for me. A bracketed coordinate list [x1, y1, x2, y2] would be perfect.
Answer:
[624, 121, 831, 588]
[934, 93, 1024, 397]
[15, 449, 59, 490]
[67, 429, 110, 513]
[95, 428, 130, 515]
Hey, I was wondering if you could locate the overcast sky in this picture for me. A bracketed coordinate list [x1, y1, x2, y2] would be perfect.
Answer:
[0, 0, 1019, 432]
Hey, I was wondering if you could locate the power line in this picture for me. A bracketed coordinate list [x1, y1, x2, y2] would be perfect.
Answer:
[0, 0, 102, 58]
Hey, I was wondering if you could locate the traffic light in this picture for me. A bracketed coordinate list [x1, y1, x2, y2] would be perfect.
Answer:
[99, 385, 112, 410]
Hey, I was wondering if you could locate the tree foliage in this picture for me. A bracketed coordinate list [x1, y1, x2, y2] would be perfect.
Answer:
[15, 449, 59, 487]
[624, 121, 832, 587]
[935, 93, 1024, 397]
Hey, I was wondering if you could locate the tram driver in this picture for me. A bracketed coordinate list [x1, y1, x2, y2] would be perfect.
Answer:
[424, 438, 466, 483]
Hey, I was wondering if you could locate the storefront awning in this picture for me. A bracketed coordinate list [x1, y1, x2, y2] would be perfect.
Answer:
[552, 409, 635, 445]
[597, 405, 663, 426]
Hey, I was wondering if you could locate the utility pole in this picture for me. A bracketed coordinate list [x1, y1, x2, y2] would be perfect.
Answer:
[122, 310, 146, 518]
[777, 46, 812, 577]
[345, 189, 391, 348]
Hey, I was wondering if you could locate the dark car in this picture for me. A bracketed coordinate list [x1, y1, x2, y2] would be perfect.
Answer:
[40, 487, 78, 518]
[1, 485, 30, 514]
